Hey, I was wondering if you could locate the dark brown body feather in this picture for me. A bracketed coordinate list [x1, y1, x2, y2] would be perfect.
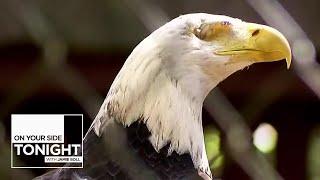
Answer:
[35, 119, 200, 180]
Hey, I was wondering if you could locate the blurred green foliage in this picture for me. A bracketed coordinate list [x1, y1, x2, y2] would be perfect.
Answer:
[308, 126, 320, 180]
[204, 126, 224, 175]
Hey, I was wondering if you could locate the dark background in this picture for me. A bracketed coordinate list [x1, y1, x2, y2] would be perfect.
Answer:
[0, 0, 319, 179]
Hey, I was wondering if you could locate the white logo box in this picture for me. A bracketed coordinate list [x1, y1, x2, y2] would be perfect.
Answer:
[11, 114, 83, 168]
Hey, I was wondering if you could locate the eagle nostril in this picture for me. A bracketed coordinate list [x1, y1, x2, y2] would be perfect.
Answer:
[251, 29, 260, 37]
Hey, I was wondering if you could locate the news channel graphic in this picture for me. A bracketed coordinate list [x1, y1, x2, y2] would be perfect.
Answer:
[11, 114, 83, 168]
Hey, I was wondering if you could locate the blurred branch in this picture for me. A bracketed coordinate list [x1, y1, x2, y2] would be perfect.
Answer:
[205, 90, 283, 180]
[121, 0, 170, 31]
[48, 65, 103, 119]
[4, 0, 103, 119]
[241, 70, 293, 123]
[0, 61, 46, 119]
[3, 1, 159, 179]
[246, 0, 320, 99]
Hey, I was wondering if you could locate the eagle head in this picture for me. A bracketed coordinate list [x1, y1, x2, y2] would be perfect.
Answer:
[94, 13, 291, 179]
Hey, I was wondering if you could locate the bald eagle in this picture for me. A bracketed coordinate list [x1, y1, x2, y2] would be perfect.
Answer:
[37, 13, 291, 180]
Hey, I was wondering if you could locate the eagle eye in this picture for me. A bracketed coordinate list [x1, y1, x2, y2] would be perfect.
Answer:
[194, 21, 232, 41]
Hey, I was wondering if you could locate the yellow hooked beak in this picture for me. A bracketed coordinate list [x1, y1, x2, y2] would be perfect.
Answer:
[215, 23, 291, 69]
